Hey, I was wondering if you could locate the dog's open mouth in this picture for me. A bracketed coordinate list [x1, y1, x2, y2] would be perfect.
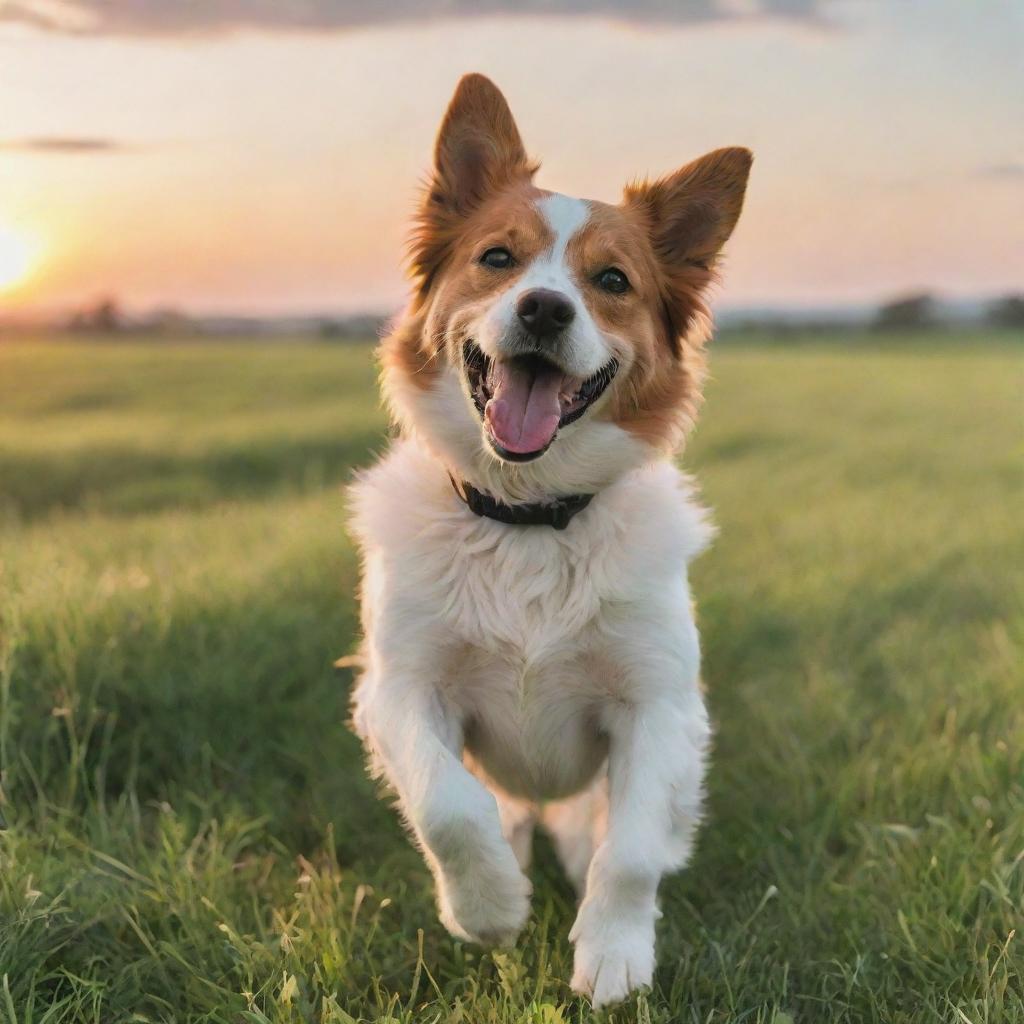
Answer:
[463, 341, 619, 462]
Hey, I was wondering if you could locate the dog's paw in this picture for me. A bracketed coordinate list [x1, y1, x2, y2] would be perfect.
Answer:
[569, 918, 655, 1008]
[437, 852, 532, 947]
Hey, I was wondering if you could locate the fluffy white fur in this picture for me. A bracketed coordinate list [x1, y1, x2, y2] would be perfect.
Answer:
[349, 432, 714, 1005]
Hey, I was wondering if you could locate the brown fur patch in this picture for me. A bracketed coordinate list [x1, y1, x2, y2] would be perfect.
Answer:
[388, 182, 556, 392]
[594, 148, 751, 449]
[380, 309, 443, 393]
[426, 183, 553, 352]
[409, 74, 539, 305]
[559, 200, 711, 450]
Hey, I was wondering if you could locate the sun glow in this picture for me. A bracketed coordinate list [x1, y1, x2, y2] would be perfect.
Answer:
[0, 225, 40, 294]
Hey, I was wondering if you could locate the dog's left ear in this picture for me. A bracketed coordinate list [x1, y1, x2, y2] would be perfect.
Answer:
[624, 147, 751, 350]
[411, 74, 536, 294]
[625, 147, 752, 272]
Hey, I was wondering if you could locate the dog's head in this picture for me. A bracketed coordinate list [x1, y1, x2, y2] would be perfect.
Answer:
[383, 73, 751, 500]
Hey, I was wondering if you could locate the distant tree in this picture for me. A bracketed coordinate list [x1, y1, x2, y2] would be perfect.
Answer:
[91, 297, 122, 332]
[874, 292, 937, 331]
[144, 307, 194, 335]
[68, 296, 123, 333]
[986, 294, 1024, 329]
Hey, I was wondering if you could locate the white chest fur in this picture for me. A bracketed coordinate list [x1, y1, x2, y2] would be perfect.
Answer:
[348, 438, 713, 800]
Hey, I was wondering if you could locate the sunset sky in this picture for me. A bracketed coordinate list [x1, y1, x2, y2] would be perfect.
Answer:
[0, 0, 1021, 316]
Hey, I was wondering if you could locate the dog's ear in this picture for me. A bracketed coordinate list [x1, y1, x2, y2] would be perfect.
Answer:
[625, 147, 752, 272]
[411, 74, 536, 294]
[624, 148, 751, 351]
[432, 73, 532, 213]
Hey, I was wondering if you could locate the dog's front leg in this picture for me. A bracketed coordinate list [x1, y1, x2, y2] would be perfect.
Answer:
[570, 609, 710, 1006]
[358, 655, 531, 946]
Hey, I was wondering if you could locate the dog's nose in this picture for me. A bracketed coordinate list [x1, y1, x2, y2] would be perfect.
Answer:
[516, 288, 575, 340]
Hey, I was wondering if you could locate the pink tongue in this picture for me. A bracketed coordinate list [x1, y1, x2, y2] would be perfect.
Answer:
[484, 360, 564, 454]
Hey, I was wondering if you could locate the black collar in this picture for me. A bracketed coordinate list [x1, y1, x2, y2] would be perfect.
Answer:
[449, 475, 594, 531]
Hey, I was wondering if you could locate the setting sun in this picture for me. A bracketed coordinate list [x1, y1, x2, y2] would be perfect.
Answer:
[0, 224, 39, 294]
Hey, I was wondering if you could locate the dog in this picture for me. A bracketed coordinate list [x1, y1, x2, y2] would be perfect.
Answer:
[348, 73, 750, 1007]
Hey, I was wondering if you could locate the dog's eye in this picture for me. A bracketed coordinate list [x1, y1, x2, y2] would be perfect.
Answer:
[595, 267, 630, 294]
[480, 247, 514, 269]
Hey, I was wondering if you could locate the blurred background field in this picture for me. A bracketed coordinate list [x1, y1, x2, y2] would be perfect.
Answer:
[0, 334, 1021, 1023]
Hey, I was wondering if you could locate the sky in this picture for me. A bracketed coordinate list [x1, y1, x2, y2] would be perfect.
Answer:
[0, 0, 1021, 317]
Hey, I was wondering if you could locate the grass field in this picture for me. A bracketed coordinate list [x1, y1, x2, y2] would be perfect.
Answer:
[0, 333, 1021, 1024]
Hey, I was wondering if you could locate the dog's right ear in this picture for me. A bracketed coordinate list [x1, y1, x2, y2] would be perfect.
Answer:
[411, 74, 535, 293]
[432, 73, 532, 214]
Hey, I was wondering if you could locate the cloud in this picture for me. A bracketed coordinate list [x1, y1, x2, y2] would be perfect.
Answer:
[0, 136, 129, 153]
[0, 0, 831, 36]
[974, 161, 1024, 181]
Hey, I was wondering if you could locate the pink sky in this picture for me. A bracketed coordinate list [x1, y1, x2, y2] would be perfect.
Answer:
[0, 1, 1021, 316]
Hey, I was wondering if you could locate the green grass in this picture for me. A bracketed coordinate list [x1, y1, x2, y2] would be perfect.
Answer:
[0, 332, 1021, 1023]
